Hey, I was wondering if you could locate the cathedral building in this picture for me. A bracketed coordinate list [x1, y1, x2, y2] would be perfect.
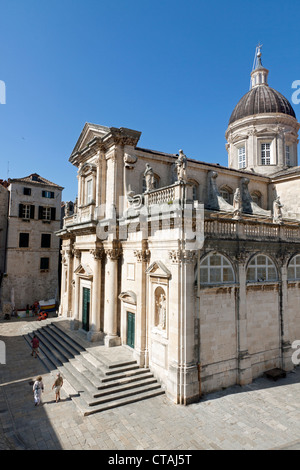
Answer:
[57, 49, 300, 404]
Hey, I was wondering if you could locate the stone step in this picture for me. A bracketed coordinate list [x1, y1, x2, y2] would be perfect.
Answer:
[72, 388, 165, 416]
[93, 376, 158, 398]
[23, 318, 164, 415]
[89, 383, 162, 407]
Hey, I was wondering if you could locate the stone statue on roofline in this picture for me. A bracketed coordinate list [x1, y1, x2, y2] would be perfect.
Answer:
[176, 149, 187, 183]
[273, 195, 284, 224]
[144, 163, 155, 192]
[233, 188, 242, 220]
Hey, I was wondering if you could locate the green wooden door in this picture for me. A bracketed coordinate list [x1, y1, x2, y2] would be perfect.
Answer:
[82, 287, 90, 331]
[127, 312, 135, 348]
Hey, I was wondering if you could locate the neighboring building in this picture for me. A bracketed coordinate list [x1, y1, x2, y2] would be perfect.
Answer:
[57, 48, 300, 405]
[0, 181, 9, 292]
[1, 173, 63, 310]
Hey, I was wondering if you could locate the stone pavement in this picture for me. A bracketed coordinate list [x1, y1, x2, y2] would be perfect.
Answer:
[1, 317, 300, 451]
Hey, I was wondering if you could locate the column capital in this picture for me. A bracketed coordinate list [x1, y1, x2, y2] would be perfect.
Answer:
[169, 249, 197, 264]
[106, 247, 122, 260]
[90, 247, 104, 260]
[134, 249, 150, 263]
[72, 248, 81, 259]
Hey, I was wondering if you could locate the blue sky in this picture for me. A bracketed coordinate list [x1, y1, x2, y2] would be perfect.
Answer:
[1, 0, 300, 201]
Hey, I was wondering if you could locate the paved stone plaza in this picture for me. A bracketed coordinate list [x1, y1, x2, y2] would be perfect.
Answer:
[0, 317, 300, 451]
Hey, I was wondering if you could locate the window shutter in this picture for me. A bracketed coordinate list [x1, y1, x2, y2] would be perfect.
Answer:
[19, 204, 23, 218]
[30, 205, 35, 219]
[38, 206, 43, 220]
[51, 207, 56, 221]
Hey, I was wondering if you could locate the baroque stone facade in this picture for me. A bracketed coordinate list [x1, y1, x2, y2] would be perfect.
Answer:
[57, 49, 300, 404]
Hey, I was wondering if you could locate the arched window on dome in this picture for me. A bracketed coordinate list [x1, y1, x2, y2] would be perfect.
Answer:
[287, 255, 300, 281]
[246, 254, 278, 283]
[200, 253, 235, 286]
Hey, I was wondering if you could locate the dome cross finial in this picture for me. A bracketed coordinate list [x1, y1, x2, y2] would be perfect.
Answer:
[250, 43, 268, 89]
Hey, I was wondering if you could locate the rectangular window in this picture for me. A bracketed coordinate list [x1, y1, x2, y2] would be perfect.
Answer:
[19, 204, 35, 220]
[23, 187, 31, 195]
[19, 233, 29, 248]
[38, 206, 56, 221]
[40, 257, 49, 270]
[43, 207, 51, 220]
[42, 190, 54, 198]
[238, 146, 246, 169]
[286, 145, 291, 166]
[22, 204, 31, 219]
[86, 179, 93, 204]
[41, 234, 51, 248]
[261, 143, 271, 165]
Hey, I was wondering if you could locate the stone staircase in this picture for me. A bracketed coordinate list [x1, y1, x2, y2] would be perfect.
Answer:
[23, 318, 164, 416]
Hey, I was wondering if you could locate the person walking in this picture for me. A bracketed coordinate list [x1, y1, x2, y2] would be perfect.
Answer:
[33, 376, 44, 406]
[31, 335, 39, 358]
[52, 372, 63, 403]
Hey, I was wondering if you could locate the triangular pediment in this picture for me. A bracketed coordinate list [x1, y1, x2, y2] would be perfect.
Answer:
[71, 123, 110, 156]
[74, 263, 93, 278]
[145, 261, 171, 278]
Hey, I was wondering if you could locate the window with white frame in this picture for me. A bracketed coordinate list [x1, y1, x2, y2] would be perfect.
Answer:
[200, 253, 235, 286]
[22, 204, 31, 219]
[246, 255, 278, 282]
[287, 255, 300, 280]
[43, 207, 51, 220]
[285, 145, 291, 167]
[86, 179, 93, 204]
[238, 146, 246, 169]
[261, 142, 271, 165]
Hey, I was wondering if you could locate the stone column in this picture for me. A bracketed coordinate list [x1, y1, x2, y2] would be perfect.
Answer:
[179, 249, 199, 404]
[71, 249, 81, 330]
[104, 247, 121, 347]
[88, 248, 104, 342]
[65, 248, 74, 317]
[279, 254, 294, 371]
[168, 248, 199, 405]
[133, 244, 150, 367]
[236, 252, 252, 385]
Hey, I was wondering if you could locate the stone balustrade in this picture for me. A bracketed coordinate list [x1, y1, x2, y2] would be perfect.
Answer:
[204, 218, 300, 242]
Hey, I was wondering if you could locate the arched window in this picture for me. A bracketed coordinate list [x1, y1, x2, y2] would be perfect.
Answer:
[200, 253, 235, 286]
[251, 191, 262, 207]
[288, 255, 300, 280]
[246, 254, 278, 283]
[219, 186, 233, 204]
[188, 180, 199, 201]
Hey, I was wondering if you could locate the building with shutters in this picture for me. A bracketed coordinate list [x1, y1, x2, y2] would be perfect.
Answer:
[57, 48, 300, 404]
[0, 173, 63, 311]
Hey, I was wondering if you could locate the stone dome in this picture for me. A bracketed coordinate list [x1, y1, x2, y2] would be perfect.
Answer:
[229, 85, 296, 125]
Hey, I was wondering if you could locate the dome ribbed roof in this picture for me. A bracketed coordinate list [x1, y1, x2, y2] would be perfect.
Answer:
[229, 85, 296, 125]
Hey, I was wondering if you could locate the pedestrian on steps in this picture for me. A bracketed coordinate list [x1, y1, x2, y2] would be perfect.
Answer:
[31, 335, 39, 358]
[52, 372, 63, 403]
